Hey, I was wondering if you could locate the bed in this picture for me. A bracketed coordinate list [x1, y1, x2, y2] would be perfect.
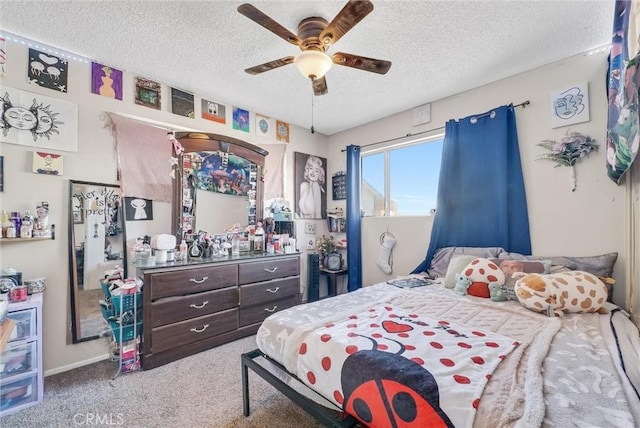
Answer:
[242, 249, 640, 427]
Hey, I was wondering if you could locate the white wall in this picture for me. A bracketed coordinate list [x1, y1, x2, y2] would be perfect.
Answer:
[328, 50, 630, 309]
[0, 39, 329, 374]
[1, 40, 633, 374]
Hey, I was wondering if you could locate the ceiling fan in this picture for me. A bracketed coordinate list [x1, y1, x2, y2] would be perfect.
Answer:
[237, 0, 391, 96]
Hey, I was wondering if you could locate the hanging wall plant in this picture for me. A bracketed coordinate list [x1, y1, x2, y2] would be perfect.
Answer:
[536, 131, 598, 191]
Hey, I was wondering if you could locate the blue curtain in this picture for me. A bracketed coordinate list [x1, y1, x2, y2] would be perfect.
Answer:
[412, 104, 531, 274]
[346, 145, 362, 291]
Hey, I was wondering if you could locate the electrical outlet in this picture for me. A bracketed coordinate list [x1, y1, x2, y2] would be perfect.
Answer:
[305, 222, 316, 234]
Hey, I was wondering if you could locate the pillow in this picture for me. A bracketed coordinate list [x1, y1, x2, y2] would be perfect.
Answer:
[498, 252, 618, 277]
[426, 246, 505, 279]
[499, 252, 618, 300]
[489, 258, 551, 300]
[443, 255, 478, 288]
[514, 271, 608, 316]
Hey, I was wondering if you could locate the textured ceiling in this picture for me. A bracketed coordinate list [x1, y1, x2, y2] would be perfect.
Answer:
[0, 1, 614, 136]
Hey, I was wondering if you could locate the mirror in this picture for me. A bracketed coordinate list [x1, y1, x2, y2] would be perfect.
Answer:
[172, 132, 268, 240]
[68, 180, 127, 343]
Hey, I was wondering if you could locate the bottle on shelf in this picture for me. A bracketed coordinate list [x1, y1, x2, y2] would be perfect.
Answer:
[248, 226, 255, 252]
[179, 239, 188, 260]
[232, 233, 240, 256]
[1, 210, 10, 238]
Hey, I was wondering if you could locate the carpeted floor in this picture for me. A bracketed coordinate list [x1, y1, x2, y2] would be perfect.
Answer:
[2, 335, 325, 428]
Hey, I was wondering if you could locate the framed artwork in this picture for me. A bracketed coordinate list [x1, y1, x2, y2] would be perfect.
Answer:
[91, 62, 123, 100]
[0, 85, 78, 152]
[171, 88, 195, 118]
[124, 197, 153, 221]
[32, 151, 63, 175]
[233, 107, 250, 132]
[294, 152, 327, 219]
[190, 151, 252, 196]
[201, 98, 226, 124]
[134, 77, 161, 110]
[276, 120, 290, 143]
[332, 172, 346, 200]
[0, 156, 3, 192]
[550, 83, 589, 128]
[255, 113, 273, 138]
[73, 209, 83, 224]
[27, 48, 68, 92]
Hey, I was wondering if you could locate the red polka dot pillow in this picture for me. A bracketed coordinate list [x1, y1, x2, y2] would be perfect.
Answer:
[461, 258, 505, 298]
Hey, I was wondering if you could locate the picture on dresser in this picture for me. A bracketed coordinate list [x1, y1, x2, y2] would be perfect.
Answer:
[124, 197, 153, 221]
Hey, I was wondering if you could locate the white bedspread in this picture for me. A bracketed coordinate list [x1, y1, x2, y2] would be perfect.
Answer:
[256, 282, 638, 427]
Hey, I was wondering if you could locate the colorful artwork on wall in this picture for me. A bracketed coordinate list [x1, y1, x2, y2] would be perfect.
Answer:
[134, 77, 161, 110]
[27, 48, 68, 92]
[550, 83, 589, 128]
[32, 151, 63, 175]
[0, 85, 78, 152]
[232, 107, 250, 133]
[171, 88, 195, 118]
[0, 37, 5, 77]
[191, 151, 252, 196]
[255, 113, 273, 138]
[276, 120, 290, 143]
[91, 62, 123, 100]
[201, 98, 226, 124]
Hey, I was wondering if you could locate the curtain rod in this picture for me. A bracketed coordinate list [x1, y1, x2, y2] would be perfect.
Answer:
[341, 100, 531, 152]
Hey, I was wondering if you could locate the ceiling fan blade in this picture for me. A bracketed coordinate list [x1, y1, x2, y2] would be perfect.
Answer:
[237, 3, 301, 46]
[313, 76, 328, 96]
[319, 0, 374, 47]
[332, 52, 391, 74]
[245, 56, 295, 75]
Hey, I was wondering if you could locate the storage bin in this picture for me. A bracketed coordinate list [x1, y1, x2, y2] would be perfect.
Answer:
[6, 308, 36, 343]
[0, 340, 36, 381]
[0, 374, 38, 412]
[108, 320, 142, 344]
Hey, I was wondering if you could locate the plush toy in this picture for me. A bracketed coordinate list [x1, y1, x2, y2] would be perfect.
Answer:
[489, 282, 507, 302]
[514, 270, 608, 317]
[460, 258, 506, 298]
[454, 274, 471, 296]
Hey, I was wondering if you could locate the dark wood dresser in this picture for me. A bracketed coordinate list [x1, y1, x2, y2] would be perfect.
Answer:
[138, 253, 300, 369]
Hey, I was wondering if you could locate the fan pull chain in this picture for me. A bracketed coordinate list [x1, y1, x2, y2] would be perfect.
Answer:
[310, 87, 315, 134]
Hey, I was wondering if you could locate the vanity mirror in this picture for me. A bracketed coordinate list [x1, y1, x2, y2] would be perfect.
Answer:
[68, 180, 127, 343]
[172, 132, 268, 241]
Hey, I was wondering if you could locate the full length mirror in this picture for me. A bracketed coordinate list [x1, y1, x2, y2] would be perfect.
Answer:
[68, 180, 127, 343]
[172, 132, 268, 240]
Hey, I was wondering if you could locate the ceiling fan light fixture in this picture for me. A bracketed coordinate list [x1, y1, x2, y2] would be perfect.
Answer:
[294, 50, 332, 80]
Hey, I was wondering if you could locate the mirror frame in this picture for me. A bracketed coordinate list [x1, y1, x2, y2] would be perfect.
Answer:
[172, 132, 269, 239]
[68, 180, 128, 343]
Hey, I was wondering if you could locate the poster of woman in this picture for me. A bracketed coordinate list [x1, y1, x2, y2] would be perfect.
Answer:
[294, 152, 327, 219]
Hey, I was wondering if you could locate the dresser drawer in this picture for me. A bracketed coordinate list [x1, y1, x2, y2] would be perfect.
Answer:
[6, 309, 37, 343]
[151, 308, 238, 353]
[239, 295, 300, 327]
[239, 277, 299, 307]
[150, 265, 238, 300]
[0, 374, 38, 413]
[238, 257, 299, 285]
[1, 340, 37, 382]
[150, 287, 239, 328]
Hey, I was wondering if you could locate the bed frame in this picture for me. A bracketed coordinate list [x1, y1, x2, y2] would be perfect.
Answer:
[241, 349, 358, 427]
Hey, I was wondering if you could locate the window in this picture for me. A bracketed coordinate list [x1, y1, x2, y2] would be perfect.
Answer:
[361, 136, 443, 216]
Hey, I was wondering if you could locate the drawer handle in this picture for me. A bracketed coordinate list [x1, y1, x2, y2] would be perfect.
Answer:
[264, 267, 278, 273]
[189, 276, 209, 284]
[190, 324, 210, 333]
[190, 301, 209, 309]
[266, 287, 280, 293]
[264, 305, 278, 313]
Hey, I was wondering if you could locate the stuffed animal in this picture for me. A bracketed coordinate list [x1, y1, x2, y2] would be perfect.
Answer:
[454, 274, 471, 296]
[514, 270, 608, 317]
[460, 258, 506, 298]
[489, 282, 507, 302]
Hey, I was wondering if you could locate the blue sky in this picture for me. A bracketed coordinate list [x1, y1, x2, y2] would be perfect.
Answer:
[362, 138, 444, 215]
